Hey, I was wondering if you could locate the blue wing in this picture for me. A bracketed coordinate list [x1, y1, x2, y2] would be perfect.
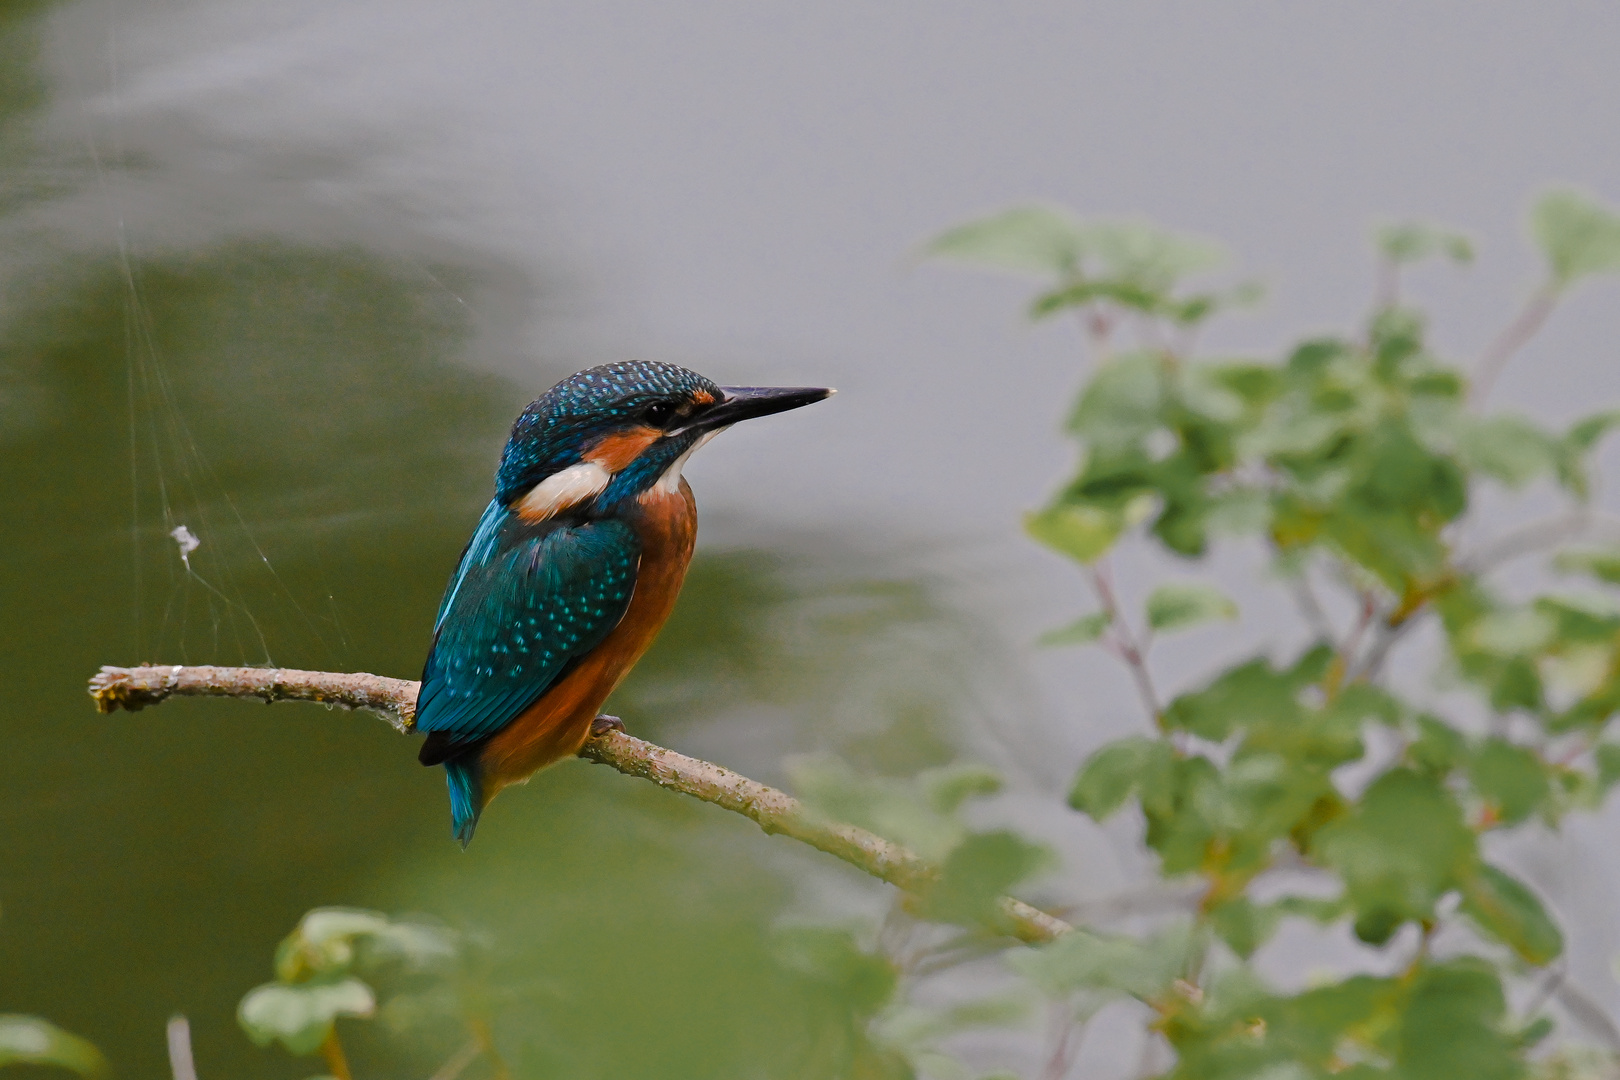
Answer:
[416, 500, 641, 763]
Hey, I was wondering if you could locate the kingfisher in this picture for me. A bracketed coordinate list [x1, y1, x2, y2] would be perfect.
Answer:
[415, 360, 832, 846]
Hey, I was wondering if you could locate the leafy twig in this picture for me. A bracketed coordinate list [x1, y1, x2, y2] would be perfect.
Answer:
[87, 665, 1071, 945]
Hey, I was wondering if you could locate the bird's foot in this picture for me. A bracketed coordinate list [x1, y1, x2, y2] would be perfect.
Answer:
[590, 714, 626, 737]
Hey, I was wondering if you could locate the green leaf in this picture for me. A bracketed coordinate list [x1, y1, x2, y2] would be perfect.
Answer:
[1460, 865, 1564, 965]
[1408, 714, 1468, 775]
[1065, 352, 1165, 445]
[1464, 609, 1558, 656]
[1596, 743, 1620, 791]
[1030, 278, 1164, 320]
[1068, 736, 1175, 821]
[1165, 281, 1264, 326]
[771, 927, 897, 1014]
[1395, 959, 1520, 1080]
[789, 757, 1003, 862]
[1207, 896, 1282, 960]
[1082, 218, 1226, 291]
[1566, 409, 1620, 454]
[924, 204, 1086, 278]
[1555, 548, 1620, 586]
[1310, 769, 1477, 941]
[1455, 415, 1560, 488]
[1256, 975, 1396, 1070]
[922, 831, 1054, 926]
[1375, 221, 1476, 265]
[1531, 188, 1620, 287]
[789, 755, 958, 861]
[1005, 923, 1192, 1000]
[1536, 594, 1620, 641]
[872, 997, 1033, 1065]
[1469, 738, 1550, 826]
[1024, 503, 1124, 565]
[1203, 486, 1272, 536]
[0, 1016, 107, 1077]
[1145, 581, 1238, 633]
[1272, 894, 1351, 924]
[1163, 657, 1310, 743]
[275, 908, 458, 981]
[238, 978, 375, 1056]
[1037, 612, 1110, 647]
[919, 764, 1003, 813]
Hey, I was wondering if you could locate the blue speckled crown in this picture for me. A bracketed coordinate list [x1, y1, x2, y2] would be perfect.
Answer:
[495, 361, 720, 503]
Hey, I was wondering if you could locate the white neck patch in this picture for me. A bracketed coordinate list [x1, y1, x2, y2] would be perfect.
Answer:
[649, 428, 725, 496]
[514, 461, 611, 521]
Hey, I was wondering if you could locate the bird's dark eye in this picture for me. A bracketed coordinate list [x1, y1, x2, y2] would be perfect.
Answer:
[642, 400, 677, 426]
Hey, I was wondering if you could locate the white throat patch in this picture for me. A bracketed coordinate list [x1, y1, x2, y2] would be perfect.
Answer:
[514, 461, 611, 521]
[650, 428, 725, 496]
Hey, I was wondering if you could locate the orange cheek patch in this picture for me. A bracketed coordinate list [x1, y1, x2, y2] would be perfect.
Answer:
[585, 426, 661, 471]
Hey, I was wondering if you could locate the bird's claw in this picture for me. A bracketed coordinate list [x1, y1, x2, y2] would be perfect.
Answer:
[590, 714, 626, 737]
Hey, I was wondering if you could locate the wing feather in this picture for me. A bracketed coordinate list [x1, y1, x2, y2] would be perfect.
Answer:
[416, 502, 640, 761]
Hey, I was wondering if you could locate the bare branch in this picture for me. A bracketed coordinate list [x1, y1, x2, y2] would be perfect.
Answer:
[89, 663, 418, 731]
[89, 665, 1071, 945]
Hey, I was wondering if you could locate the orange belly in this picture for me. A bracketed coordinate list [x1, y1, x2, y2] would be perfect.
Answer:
[475, 479, 697, 803]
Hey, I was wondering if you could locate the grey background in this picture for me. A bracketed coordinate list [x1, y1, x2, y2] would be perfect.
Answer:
[18, 1, 1620, 1074]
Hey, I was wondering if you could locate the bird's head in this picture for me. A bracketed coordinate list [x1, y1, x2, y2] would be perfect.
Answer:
[495, 360, 832, 520]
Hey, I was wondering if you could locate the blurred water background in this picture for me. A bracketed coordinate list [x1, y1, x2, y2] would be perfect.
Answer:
[4, 3, 1620, 1077]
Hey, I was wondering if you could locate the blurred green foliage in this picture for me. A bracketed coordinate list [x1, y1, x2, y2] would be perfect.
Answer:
[0, 1017, 104, 1078]
[921, 187, 1620, 1078]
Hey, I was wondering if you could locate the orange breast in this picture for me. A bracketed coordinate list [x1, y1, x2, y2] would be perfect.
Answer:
[475, 479, 697, 802]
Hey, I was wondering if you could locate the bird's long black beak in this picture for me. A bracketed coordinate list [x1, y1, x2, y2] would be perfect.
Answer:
[693, 385, 834, 431]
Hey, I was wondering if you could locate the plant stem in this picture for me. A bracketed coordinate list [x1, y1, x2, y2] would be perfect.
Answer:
[425, 1040, 481, 1080]
[1040, 1002, 1087, 1080]
[1471, 284, 1559, 407]
[1090, 564, 1163, 723]
[1288, 567, 1337, 643]
[467, 1018, 510, 1080]
[1081, 305, 1115, 365]
[165, 1016, 197, 1080]
[319, 1030, 353, 1080]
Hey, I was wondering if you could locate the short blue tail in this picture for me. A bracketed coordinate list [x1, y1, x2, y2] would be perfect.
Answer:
[444, 757, 484, 849]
